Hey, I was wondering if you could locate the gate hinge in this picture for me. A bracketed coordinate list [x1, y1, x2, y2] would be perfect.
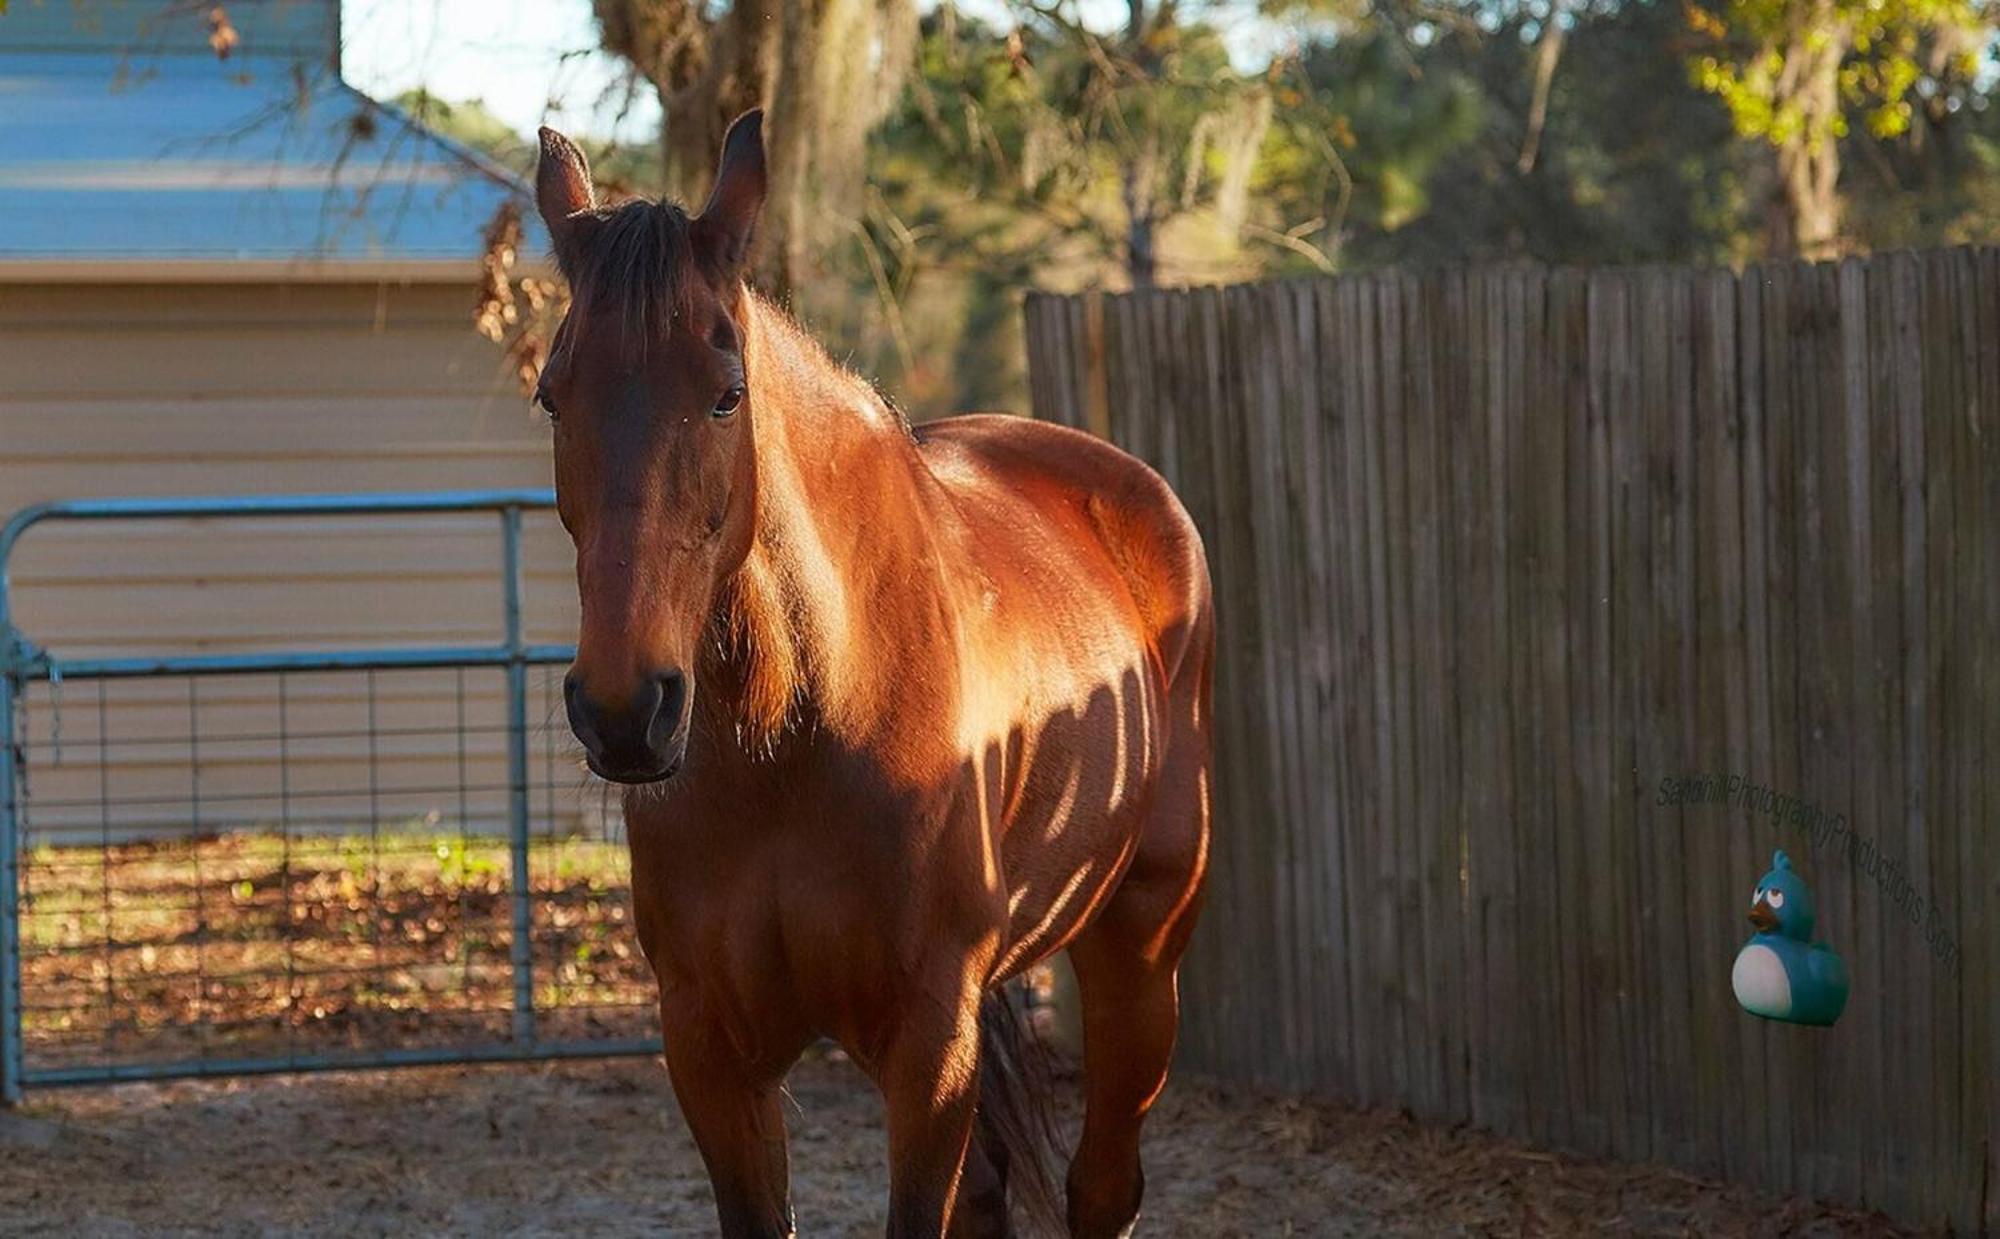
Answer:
[0, 629, 48, 682]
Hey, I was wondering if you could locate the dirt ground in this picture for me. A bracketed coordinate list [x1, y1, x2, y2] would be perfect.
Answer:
[0, 1051, 1916, 1238]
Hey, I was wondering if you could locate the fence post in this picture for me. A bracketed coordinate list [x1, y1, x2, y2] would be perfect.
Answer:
[501, 505, 537, 1046]
[0, 664, 20, 1105]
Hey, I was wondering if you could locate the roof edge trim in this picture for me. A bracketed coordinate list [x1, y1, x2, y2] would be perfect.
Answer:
[0, 257, 554, 285]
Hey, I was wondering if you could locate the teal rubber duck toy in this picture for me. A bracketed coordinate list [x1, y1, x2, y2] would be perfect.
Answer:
[1731, 850, 1848, 1026]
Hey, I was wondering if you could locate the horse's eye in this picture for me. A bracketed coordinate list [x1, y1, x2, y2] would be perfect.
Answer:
[534, 388, 559, 422]
[713, 384, 745, 418]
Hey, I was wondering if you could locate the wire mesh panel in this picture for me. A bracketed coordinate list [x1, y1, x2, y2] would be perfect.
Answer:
[0, 493, 659, 1098]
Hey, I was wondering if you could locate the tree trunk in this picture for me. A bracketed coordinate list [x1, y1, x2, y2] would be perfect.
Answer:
[1126, 208, 1158, 287]
[585, 0, 916, 331]
[660, 0, 778, 205]
[1772, 136, 1841, 259]
[1120, 0, 1158, 287]
[1122, 144, 1159, 288]
[1765, 18, 1847, 259]
[1516, 2, 1567, 175]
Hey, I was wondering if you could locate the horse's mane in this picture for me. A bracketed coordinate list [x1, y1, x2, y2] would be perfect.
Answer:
[554, 197, 696, 353]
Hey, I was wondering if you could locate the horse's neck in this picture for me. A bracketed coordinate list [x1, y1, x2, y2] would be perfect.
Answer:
[706, 299, 938, 749]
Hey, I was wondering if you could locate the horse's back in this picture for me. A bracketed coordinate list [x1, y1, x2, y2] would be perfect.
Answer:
[914, 413, 1212, 685]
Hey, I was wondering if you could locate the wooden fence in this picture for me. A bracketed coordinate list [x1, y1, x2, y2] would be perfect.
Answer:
[1024, 252, 1999, 1232]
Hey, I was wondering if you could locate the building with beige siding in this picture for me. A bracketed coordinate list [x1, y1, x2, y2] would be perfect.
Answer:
[1, 1, 583, 842]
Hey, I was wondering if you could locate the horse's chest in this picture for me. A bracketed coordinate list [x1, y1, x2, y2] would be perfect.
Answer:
[629, 822, 913, 1028]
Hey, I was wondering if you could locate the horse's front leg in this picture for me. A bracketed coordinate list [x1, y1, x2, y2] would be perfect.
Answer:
[660, 999, 802, 1239]
[870, 979, 987, 1239]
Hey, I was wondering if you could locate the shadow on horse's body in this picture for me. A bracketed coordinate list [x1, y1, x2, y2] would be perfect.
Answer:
[535, 112, 1213, 1238]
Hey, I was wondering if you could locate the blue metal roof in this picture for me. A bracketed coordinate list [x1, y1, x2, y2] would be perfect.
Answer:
[0, 46, 538, 267]
[2, 0, 339, 61]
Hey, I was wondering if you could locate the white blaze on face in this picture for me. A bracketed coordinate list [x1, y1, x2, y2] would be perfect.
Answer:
[1732, 942, 1792, 1018]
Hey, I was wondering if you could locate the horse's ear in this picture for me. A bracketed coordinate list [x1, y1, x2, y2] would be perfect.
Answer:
[693, 110, 766, 280]
[536, 126, 595, 263]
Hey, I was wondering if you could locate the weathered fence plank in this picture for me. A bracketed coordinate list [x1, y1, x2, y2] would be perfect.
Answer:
[1732, 266, 1776, 1189]
[1689, 266, 1740, 1179]
[1021, 251, 2000, 1231]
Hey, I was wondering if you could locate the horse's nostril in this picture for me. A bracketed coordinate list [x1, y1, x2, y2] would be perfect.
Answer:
[647, 669, 687, 753]
[562, 673, 598, 750]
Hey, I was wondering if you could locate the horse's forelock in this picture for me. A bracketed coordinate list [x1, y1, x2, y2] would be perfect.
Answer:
[557, 198, 698, 353]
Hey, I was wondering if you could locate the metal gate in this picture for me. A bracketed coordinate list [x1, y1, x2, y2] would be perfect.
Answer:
[0, 492, 660, 1102]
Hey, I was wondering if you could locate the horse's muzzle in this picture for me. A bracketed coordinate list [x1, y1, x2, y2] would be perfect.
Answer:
[565, 668, 689, 784]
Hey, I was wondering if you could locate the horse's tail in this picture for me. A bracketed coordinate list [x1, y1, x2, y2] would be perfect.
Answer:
[975, 984, 1069, 1237]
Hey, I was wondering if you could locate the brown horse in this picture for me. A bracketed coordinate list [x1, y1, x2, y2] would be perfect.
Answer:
[534, 111, 1213, 1238]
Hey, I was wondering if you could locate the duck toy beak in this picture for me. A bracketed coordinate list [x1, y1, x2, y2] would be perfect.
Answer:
[1747, 901, 1778, 933]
